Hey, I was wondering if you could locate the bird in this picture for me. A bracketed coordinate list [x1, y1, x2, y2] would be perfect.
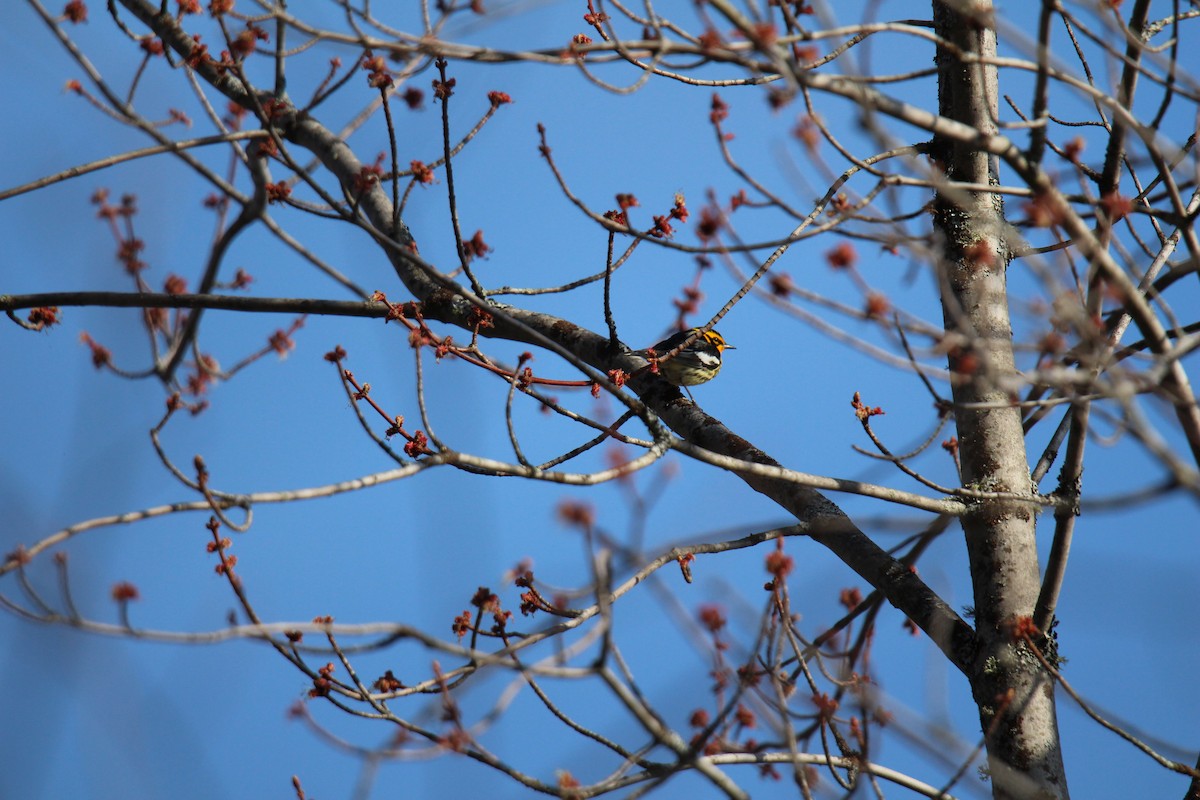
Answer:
[635, 327, 735, 397]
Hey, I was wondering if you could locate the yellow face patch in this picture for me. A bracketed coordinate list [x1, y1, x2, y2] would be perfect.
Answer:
[702, 330, 733, 352]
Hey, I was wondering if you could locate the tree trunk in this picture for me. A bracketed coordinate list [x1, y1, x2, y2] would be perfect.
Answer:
[931, 2, 1069, 797]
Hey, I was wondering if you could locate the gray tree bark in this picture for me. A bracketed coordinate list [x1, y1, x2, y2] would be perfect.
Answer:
[932, 2, 1069, 798]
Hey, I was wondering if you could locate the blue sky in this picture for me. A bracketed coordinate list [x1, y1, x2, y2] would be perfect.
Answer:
[3, 2, 1199, 798]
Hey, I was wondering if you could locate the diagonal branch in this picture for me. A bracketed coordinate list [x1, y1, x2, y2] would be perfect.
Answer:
[112, 0, 978, 675]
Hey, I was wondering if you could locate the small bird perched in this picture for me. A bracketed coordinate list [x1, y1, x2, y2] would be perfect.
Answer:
[635, 328, 735, 393]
